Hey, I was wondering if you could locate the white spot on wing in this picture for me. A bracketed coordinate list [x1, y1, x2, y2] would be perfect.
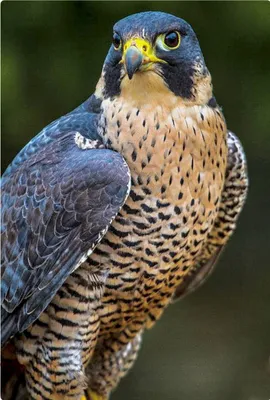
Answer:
[74, 132, 99, 150]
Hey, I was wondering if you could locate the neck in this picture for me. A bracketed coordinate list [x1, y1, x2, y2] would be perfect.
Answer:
[95, 66, 213, 107]
[119, 71, 186, 109]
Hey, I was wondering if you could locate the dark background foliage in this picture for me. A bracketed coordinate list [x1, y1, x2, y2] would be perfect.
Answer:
[2, 2, 270, 399]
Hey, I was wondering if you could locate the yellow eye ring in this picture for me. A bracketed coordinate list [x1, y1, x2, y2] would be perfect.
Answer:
[157, 31, 181, 51]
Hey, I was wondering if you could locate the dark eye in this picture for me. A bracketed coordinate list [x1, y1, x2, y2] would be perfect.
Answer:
[112, 32, 122, 50]
[164, 31, 180, 49]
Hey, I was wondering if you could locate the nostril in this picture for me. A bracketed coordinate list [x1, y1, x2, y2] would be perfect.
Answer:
[142, 45, 147, 52]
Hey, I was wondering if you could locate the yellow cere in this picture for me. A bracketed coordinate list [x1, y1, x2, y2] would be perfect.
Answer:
[122, 37, 166, 67]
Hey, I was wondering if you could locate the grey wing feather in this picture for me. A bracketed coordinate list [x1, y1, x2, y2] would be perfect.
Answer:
[1, 109, 130, 344]
[173, 130, 248, 301]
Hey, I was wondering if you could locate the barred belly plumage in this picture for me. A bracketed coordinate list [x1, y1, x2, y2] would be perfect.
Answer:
[96, 191, 218, 334]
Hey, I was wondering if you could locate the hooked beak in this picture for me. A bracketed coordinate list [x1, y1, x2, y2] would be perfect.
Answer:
[122, 38, 166, 80]
[125, 46, 143, 80]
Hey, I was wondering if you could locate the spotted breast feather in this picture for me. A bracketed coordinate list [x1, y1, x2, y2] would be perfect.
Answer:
[173, 130, 248, 300]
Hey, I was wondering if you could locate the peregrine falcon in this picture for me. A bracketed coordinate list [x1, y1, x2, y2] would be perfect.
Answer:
[1, 11, 248, 400]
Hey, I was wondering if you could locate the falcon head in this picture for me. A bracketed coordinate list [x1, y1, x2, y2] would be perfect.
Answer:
[99, 11, 212, 104]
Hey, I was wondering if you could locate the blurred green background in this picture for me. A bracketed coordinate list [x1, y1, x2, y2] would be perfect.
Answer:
[2, 1, 270, 400]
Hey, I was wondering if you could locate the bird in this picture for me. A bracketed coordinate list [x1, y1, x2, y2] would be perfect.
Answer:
[1, 11, 248, 400]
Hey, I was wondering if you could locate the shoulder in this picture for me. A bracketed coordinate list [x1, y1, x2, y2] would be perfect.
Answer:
[2, 95, 103, 178]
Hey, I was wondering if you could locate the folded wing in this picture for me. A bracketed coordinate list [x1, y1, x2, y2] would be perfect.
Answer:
[1, 109, 130, 344]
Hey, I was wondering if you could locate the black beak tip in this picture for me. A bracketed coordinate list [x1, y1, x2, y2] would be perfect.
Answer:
[127, 70, 134, 80]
